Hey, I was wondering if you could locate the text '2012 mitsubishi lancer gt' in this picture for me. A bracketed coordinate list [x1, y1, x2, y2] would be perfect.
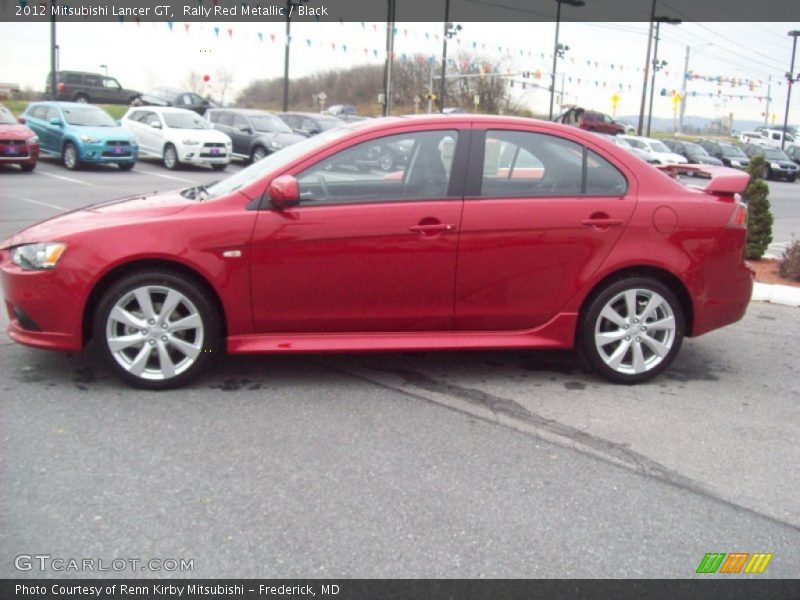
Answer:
[1, 115, 754, 389]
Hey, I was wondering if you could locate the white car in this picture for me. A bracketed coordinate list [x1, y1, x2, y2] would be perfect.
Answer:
[618, 135, 688, 165]
[121, 106, 231, 170]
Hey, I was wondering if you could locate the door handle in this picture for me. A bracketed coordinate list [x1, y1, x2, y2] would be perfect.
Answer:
[582, 217, 622, 228]
[409, 223, 456, 234]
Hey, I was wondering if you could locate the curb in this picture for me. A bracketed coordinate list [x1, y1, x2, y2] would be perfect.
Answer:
[752, 282, 800, 307]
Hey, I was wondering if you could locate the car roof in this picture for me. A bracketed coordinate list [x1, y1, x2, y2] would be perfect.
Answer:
[209, 108, 277, 116]
[133, 106, 202, 115]
[29, 101, 103, 108]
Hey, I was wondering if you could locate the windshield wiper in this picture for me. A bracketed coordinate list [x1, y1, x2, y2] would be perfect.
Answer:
[180, 181, 218, 201]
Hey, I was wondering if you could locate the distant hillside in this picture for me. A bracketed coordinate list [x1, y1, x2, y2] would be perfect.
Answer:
[615, 115, 792, 133]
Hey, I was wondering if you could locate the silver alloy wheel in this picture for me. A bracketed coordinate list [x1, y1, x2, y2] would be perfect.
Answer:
[252, 147, 267, 162]
[164, 146, 177, 169]
[379, 151, 394, 171]
[64, 145, 78, 169]
[594, 288, 676, 376]
[105, 285, 204, 381]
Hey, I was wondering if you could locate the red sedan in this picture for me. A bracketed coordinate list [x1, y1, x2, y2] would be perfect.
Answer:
[0, 104, 39, 171]
[0, 115, 753, 388]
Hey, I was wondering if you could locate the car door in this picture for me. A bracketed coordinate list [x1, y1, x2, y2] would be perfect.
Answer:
[249, 127, 468, 333]
[231, 114, 253, 156]
[44, 105, 66, 153]
[24, 105, 52, 151]
[454, 127, 636, 331]
[135, 111, 163, 155]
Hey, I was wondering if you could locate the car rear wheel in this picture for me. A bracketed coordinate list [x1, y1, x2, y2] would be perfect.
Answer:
[20, 162, 36, 172]
[211, 164, 227, 171]
[73, 93, 89, 103]
[94, 271, 221, 389]
[63, 143, 80, 170]
[580, 277, 684, 384]
[163, 144, 179, 170]
[379, 150, 395, 171]
[251, 146, 267, 163]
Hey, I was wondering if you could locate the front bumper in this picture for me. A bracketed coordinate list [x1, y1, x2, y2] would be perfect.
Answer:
[78, 142, 139, 164]
[178, 144, 231, 164]
[1, 250, 84, 352]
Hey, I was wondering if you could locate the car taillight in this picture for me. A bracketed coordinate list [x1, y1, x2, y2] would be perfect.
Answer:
[57, 82, 65, 92]
[727, 197, 747, 229]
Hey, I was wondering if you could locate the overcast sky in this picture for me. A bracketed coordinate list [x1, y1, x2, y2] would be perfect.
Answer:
[1, 20, 797, 124]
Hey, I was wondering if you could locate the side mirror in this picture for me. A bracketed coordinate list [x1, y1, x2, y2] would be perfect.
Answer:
[17, 116, 26, 124]
[49, 117, 62, 126]
[268, 175, 300, 209]
[307, 128, 320, 136]
[149, 121, 162, 129]
[239, 126, 253, 134]
[115, 119, 122, 126]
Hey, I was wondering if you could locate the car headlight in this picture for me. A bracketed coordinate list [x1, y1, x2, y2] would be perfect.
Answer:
[730, 160, 740, 166]
[11, 243, 67, 271]
[26, 135, 38, 144]
[225, 141, 232, 148]
[80, 135, 101, 143]
[182, 140, 200, 145]
[269, 140, 282, 149]
[771, 162, 781, 169]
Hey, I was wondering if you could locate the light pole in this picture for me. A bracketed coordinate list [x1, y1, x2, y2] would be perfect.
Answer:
[100, 64, 108, 78]
[646, 16, 680, 136]
[383, 0, 396, 117]
[781, 30, 800, 150]
[50, 0, 57, 100]
[549, 0, 584, 120]
[637, 0, 657, 135]
[282, 0, 309, 112]
[439, 3, 462, 114]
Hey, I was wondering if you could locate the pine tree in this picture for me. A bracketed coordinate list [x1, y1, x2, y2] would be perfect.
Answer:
[744, 155, 774, 260]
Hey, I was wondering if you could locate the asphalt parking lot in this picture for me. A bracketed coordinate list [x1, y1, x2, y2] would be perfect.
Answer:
[1, 158, 799, 578]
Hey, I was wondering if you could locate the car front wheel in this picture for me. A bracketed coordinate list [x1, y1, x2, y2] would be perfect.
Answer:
[163, 144, 179, 170]
[63, 142, 80, 170]
[94, 271, 221, 389]
[251, 146, 267, 163]
[580, 277, 684, 384]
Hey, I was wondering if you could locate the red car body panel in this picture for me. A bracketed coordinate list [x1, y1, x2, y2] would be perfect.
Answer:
[0, 123, 39, 167]
[0, 115, 753, 362]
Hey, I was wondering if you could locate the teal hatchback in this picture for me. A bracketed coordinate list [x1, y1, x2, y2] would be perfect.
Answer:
[21, 102, 138, 170]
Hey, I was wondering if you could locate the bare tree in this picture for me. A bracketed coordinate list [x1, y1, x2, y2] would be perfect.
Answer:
[214, 68, 235, 106]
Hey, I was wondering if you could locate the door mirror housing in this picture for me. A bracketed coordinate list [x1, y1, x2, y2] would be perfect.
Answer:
[149, 120, 162, 129]
[17, 116, 26, 124]
[49, 117, 63, 126]
[239, 126, 253, 134]
[268, 175, 301, 209]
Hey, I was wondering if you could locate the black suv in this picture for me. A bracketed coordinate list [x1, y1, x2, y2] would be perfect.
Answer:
[278, 112, 345, 137]
[696, 139, 750, 170]
[206, 109, 304, 163]
[662, 139, 723, 166]
[46, 71, 141, 105]
[742, 144, 798, 182]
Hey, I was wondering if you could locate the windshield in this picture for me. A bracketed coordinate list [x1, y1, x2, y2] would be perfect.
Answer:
[0, 107, 17, 125]
[761, 147, 789, 160]
[682, 142, 708, 156]
[203, 127, 351, 199]
[649, 141, 670, 153]
[721, 145, 746, 158]
[63, 106, 116, 127]
[318, 117, 344, 131]
[250, 114, 293, 134]
[614, 138, 633, 149]
[164, 113, 209, 129]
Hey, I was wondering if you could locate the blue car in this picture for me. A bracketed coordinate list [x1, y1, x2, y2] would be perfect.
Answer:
[21, 101, 138, 170]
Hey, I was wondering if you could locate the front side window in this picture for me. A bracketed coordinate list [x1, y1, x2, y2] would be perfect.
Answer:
[480, 130, 626, 198]
[234, 115, 251, 131]
[295, 130, 459, 205]
[104, 78, 122, 90]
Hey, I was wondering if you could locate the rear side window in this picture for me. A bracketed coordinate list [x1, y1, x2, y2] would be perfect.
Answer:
[84, 75, 101, 87]
[215, 112, 234, 126]
[65, 73, 81, 84]
[479, 130, 627, 198]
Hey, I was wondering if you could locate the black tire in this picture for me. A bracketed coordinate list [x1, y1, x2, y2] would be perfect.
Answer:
[20, 162, 36, 172]
[73, 93, 89, 103]
[93, 270, 221, 390]
[765, 166, 772, 180]
[211, 163, 228, 171]
[62, 142, 80, 170]
[250, 145, 267, 163]
[788, 175, 797, 183]
[118, 162, 135, 171]
[579, 277, 685, 384]
[163, 143, 179, 170]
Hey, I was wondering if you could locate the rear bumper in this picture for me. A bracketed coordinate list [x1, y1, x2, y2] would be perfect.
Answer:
[691, 255, 754, 337]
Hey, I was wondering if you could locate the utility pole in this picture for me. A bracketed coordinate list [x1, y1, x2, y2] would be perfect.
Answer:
[282, 2, 291, 112]
[50, 0, 57, 100]
[439, 0, 450, 113]
[679, 45, 689, 133]
[428, 66, 434, 114]
[646, 16, 680, 137]
[382, 0, 395, 117]
[637, 0, 657, 135]
[763, 75, 772, 127]
[781, 30, 799, 150]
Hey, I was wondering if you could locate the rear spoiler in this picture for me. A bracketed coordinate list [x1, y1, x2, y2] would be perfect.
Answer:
[657, 164, 750, 195]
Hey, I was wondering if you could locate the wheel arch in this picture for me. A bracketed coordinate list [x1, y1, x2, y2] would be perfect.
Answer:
[577, 265, 694, 341]
[82, 258, 228, 346]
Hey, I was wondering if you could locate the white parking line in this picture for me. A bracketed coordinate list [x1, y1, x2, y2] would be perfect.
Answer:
[132, 168, 197, 183]
[37, 170, 96, 186]
[0, 193, 68, 211]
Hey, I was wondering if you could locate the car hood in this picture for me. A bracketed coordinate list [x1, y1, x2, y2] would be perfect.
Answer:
[166, 128, 229, 143]
[0, 124, 35, 139]
[67, 124, 136, 142]
[0, 191, 193, 249]
[694, 155, 723, 165]
[654, 151, 688, 164]
[259, 131, 305, 147]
